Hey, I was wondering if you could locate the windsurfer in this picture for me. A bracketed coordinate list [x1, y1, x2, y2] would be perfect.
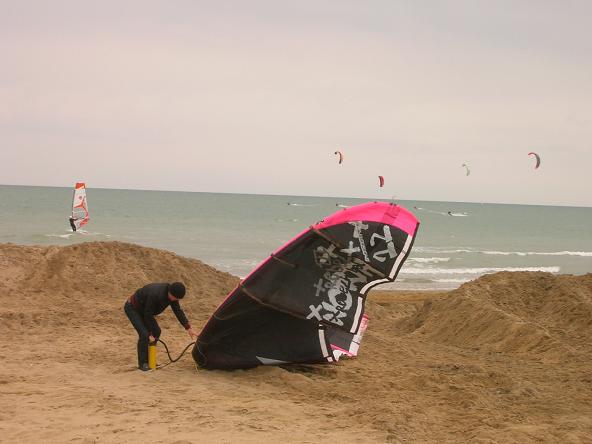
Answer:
[124, 282, 198, 371]
[68, 182, 89, 231]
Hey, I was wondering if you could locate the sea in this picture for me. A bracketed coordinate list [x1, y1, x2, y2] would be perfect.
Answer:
[1, 185, 591, 291]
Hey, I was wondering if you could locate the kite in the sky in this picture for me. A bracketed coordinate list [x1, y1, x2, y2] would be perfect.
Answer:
[334, 150, 344, 164]
[462, 163, 470, 176]
[528, 152, 541, 169]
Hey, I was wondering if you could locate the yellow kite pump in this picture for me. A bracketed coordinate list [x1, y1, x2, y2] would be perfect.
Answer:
[148, 341, 157, 370]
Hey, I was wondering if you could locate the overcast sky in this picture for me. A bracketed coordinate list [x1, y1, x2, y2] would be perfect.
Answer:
[1, 1, 590, 206]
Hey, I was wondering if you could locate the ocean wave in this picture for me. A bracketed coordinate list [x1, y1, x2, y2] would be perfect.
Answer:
[44, 231, 110, 239]
[45, 233, 74, 239]
[415, 247, 592, 257]
[401, 266, 561, 275]
[482, 250, 592, 257]
[408, 257, 451, 264]
[398, 277, 434, 283]
[414, 247, 475, 254]
[413, 207, 448, 216]
[398, 278, 472, 284]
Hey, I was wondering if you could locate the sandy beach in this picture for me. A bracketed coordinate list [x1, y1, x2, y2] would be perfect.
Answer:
[1, 241, 591, 443]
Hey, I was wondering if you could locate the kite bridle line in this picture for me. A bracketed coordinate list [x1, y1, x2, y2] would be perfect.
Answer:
[154, 338, 196, 370]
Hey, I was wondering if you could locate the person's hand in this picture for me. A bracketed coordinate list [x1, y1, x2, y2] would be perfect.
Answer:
[187, 328, 198, 340]
[149, 335, 156, 343]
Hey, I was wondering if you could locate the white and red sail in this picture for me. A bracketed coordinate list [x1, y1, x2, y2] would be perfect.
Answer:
[70, 182, 89, 231]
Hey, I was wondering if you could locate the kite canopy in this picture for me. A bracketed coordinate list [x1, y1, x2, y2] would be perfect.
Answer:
[528, 152, 541, 169]
[334, 150, 344, 164]
[193, 202, 419, 369]
[70, 182, 89, 231]
[378, 175, 385, 187]
[462, 163, 470, 176]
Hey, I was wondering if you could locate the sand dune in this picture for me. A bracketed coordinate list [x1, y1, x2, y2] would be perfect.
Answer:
[1, 242, 591, 443]
[395, 272, 592, 359]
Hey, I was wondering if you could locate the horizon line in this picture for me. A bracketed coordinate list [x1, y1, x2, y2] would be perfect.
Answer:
[0, 182, 590, 209]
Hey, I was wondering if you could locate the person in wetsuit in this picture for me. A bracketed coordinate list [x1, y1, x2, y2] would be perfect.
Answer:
[124, 282, 198, 371]
[69, 217, 77, 231]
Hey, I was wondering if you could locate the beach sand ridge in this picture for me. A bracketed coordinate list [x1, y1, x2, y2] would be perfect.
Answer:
[1, 241, 591, 443]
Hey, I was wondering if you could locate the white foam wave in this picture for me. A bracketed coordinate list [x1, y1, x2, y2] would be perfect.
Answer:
[240, 259, 261, 266]
[45, 231, 110, 239]
[482, 250, 592, 257]
[401, 266, 560, 275]
[286, 203, 318, 207]
[414, 247, 474, 254]
[45, 233, 74, 239]
[413, 207, 448, 216]
[408, 257, 451, 264]
[415, 247, 592, 257]
[413, 207, 470, 217]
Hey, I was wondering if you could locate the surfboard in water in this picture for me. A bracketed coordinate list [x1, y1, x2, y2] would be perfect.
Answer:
[69, 182, 89, 231]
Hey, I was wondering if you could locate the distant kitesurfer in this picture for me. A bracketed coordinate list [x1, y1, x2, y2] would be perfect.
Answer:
[69, 217, 77, 232]
[124, 282, 198, 371]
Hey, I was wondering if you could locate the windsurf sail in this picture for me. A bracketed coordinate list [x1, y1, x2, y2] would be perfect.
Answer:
[193, 202, 419, 369]
[69, 182, 89, 231]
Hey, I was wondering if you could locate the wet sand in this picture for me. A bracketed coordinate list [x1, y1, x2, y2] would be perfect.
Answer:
[1, 242, 591, 443]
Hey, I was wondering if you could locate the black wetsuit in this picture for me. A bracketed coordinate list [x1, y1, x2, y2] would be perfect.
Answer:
[69, 217, 77, 232]
[124, 283, 191, 367]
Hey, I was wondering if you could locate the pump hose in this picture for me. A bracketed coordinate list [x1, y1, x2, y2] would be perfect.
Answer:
[155, 338, 196, 369]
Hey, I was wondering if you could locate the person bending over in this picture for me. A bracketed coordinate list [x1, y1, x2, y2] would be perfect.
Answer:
[124, 282, 198, 371]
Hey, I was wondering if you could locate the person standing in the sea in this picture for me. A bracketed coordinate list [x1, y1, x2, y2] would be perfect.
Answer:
[124, 282, 198, 371]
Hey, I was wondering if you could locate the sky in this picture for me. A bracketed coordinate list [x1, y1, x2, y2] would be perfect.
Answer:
[1, 1, 591, 206]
